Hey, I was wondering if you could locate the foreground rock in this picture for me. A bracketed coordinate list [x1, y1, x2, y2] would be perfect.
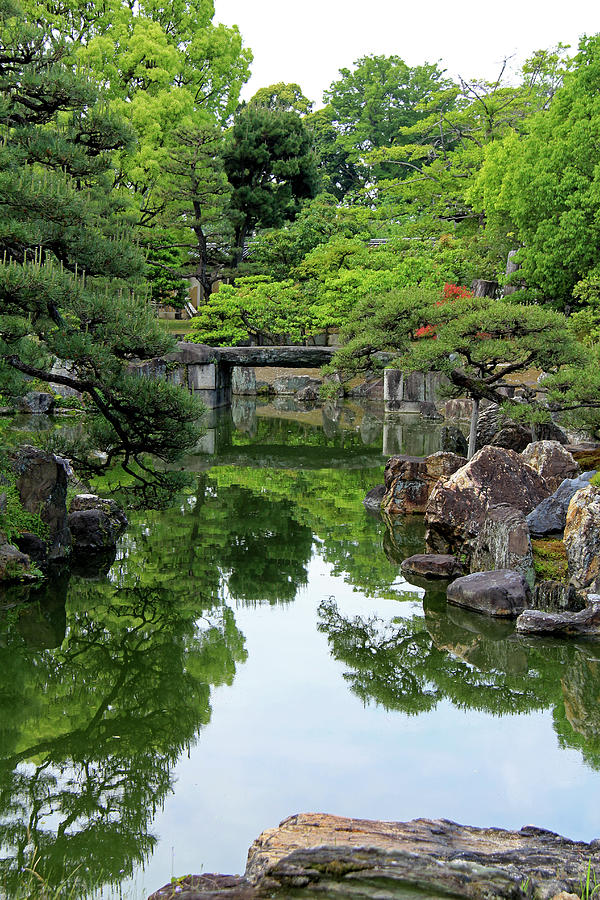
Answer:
[425, 446, 549, 558]
[401, 553, 463, 580]
[149, 812, 600, 899]
[527, 471, 596, 537]
[447, 569, 531, 617]
[471, 505, 534, 583]
[521, 440, 579, 492]
[517, 602, 600, 637]
[382, 451, 466, 515]
[564, 484, 600, 593]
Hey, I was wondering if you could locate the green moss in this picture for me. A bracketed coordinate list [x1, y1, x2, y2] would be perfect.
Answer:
[532, 539, 569, 584]
[573, 448, 600, 471]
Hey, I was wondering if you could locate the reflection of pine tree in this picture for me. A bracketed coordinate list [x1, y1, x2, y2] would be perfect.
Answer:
[0, 581, 247, 896]
[317, 597, 586, 725]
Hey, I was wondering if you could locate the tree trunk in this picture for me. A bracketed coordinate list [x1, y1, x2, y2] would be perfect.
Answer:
[468, 396, 479, 459]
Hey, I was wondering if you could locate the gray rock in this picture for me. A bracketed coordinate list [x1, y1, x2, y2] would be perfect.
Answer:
[12, 445, 70, 561]
[272, 375, 321, 395]
[440, 425, 468, 456]
[0, 492, 5, 515]
[526, 471, 596, 537]
[363, 484, 385, 512]
[68, 508, 117, 552]
[149, 812, 600, 900]
[531, 580, 585, 613]
[17, 391, 55, 415]
[295, 385, 319, 401]
[14, 532, 48, 567]
[471, 505, 534, 585]
[69, 494, 128, 533]
[401, 554, 463, 580]
[446, 569, 531, 617]
[516, 602, 600, 637]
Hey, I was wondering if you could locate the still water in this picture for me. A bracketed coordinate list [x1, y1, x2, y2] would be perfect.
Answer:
[1, 400, 600, 899]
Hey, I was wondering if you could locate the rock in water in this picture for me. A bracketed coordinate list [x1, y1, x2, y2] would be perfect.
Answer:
[401, 553, 463, 579]
[527, 471, 596, 537]
[425, 445, 549, 558]
[69, 494, 128, 533]
[517, 603, 600, 637]
[446, 569, 531, 617]
[363, 484, 385, 512]
[471, 505, 534, 584]
[17, 391, 55, 414]
[564, 484, 600, 592]
[12, 445, 70, 561]
[382, 452, 466, 516]
[0, 534, 35, 583]
[68, 508, 117, 552]
[521, 440, 579, 492]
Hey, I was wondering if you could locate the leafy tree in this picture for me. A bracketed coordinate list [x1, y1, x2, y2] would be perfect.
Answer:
[322, 54, 451, 195]
[0, 1, 202, 481]
[472, 38, 600, 307]
[250, 81, 313, 114]
[222, 103, 320, 263]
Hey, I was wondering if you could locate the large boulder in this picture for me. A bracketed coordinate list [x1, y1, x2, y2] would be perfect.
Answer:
[564, 484, 600, 593]
[425, 445, 550, 558]
[516, 602, 600, 637]
[521, 441, 579, 493]
[12, 445, 70, 561]
[470, 505, 534, 585]
[68, 508, 118, 553]
[446, 569, 531, 617]
[382, 451, 466, 516]
[69, 494, 128, 533]
[149, 813, 600, 900]
[531, 580, 585, 614]
[526, 471, 596, 537]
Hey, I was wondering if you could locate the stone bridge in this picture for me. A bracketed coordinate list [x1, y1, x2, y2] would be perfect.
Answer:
[131, 341, 445, 413]
[131, 342, 337, 408]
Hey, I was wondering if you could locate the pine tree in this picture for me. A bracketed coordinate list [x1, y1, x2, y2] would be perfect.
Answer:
[0, 0, 201, 485]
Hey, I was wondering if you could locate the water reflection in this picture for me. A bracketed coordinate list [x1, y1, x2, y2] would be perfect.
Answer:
[318, 595, 600, 762]
[1, 401, 600, 898]
[0, 578, 246, 897]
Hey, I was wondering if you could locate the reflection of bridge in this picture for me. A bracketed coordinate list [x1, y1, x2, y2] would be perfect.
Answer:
[180, 398, 444, 466]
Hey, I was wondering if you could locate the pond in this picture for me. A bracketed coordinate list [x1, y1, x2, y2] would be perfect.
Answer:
[1, 399, 599, 899]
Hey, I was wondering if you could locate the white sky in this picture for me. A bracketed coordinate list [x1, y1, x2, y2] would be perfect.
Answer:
[214, 0, 600, 106]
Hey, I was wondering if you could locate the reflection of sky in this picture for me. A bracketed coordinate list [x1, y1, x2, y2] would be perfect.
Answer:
[125, 553, 600, 898]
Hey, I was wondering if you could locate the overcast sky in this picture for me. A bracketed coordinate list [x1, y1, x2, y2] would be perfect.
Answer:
[214, 0, 600, 106]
